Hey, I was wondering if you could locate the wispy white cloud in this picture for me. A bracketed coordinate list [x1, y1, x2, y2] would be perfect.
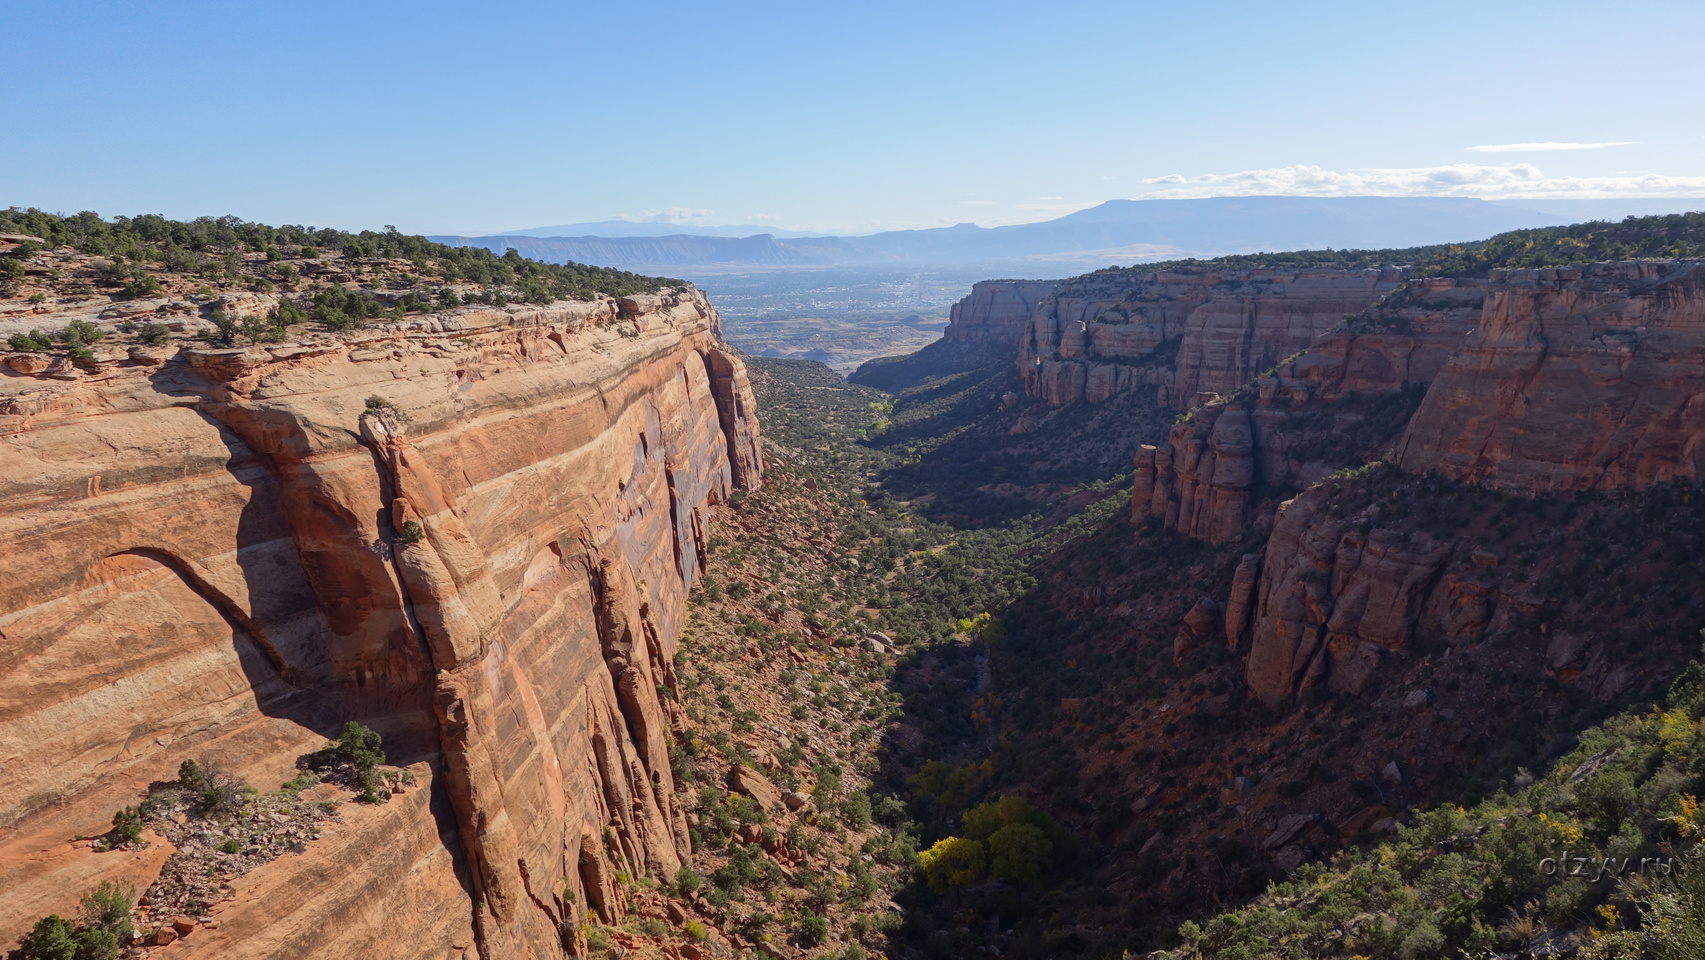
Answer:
[1468, 141, 1636, 153]
[1135, 163, 1705, 200]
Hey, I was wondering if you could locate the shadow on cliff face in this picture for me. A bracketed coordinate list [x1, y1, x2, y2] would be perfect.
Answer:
[201, 405, 446, 759]
[141, 359, 441, 758]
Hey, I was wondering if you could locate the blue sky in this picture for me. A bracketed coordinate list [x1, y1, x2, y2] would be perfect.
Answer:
[6, 0, 1704, 234]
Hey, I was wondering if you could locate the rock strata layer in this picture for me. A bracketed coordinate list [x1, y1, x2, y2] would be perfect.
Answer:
[942, 280, 1057, 346]
[1012, 266, 1406, 409]
[1132, 260, 1705, 706]
[1133, 276, 1485, 544]
[1398, 261, 1705, 491]
[0, 289, 759, 959]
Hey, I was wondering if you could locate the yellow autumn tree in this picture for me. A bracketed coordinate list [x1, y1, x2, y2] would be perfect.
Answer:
[918, 835, 986, 891]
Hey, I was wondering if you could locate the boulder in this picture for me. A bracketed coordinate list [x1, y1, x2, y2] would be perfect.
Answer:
[41, 358, 81, 380]
[1338, 804, 1392, 836]
[729, 766, 782, 813]
[1172, 596, 1223, 664]
[1261, 813, 1321, 852]
[4, 353, 52, 374]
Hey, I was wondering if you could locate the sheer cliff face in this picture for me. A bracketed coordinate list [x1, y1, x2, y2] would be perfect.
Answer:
[0, 291, 760, 958]
[1397, 261, 1705, 491]
[1133, 277, 1485, 544]
[943, 280, 1057, 345]
[1133, 260, 1705, 707]
[1012, 266, 1406, 409]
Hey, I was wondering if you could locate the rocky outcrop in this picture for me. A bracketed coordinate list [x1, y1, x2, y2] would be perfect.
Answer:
[1398, 261, 1705, 492]
[1020, 266, 1406, 409]
[1133, 403, 1256, 545]
[0, 289, 760, 958]
[943, 280, 1057, 346]
[1242, 489, 1455, 706]
[1133, 277, 1483, 544]
[1227, 261, 1705, 705]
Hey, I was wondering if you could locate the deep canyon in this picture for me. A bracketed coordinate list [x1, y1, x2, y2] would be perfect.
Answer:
[8, 212, 1705, 960]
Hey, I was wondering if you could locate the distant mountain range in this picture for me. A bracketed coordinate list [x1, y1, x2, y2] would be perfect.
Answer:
[494, 220, 830, 239]
[431, 196, 1705, 273]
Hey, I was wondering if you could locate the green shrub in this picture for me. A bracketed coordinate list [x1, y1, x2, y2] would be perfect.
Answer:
[682, 919, 707, 941]
[0, 257, 26, 296]
[79, 880, 135, 943]
[108, 807, 143, 844]
[8, 329, 54, 352]
[237, 314, 286, 343]
[17, 914, 78, 960]
[312, 284, 384, 331]
[121, 274, 161, 299]
[986, 822, 1051, 884]
[673, 866, 703, 895]
[396, 520, 425, 545]
[629, 917, 667, 937]
[842, 792, 872, 830]
[60, 319, 102, 347]
[200, 776, 243, 818]
[797, 912, 829, 946]
[73, 929, 118, 960]
[337, 721, 386, 801]
[135, 322, 170, 345]
[209, 309, 238, 342]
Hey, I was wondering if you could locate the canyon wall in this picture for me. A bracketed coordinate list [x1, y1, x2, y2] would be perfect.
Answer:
[0, 290, 760, 958]
[1149, 260, 1705, 705]
[1397, 261, 1705, 491]
[1018, 266, 1406, 409]
[942, 280, 1057, 346]
[1133, 277, 1485, 544]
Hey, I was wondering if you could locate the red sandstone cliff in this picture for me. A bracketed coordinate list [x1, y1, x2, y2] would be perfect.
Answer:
[1148, 260, 1705, 706]
[0, 290, 759, 958]
[1018, 266, 1406, 409]
[942, 280, 1057, 346]
[1397, 261, 1705, 491]
[1133, 277, 1484, 544]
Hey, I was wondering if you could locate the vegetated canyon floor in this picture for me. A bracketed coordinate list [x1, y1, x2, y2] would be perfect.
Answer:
[644, 351, 1207, 959]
